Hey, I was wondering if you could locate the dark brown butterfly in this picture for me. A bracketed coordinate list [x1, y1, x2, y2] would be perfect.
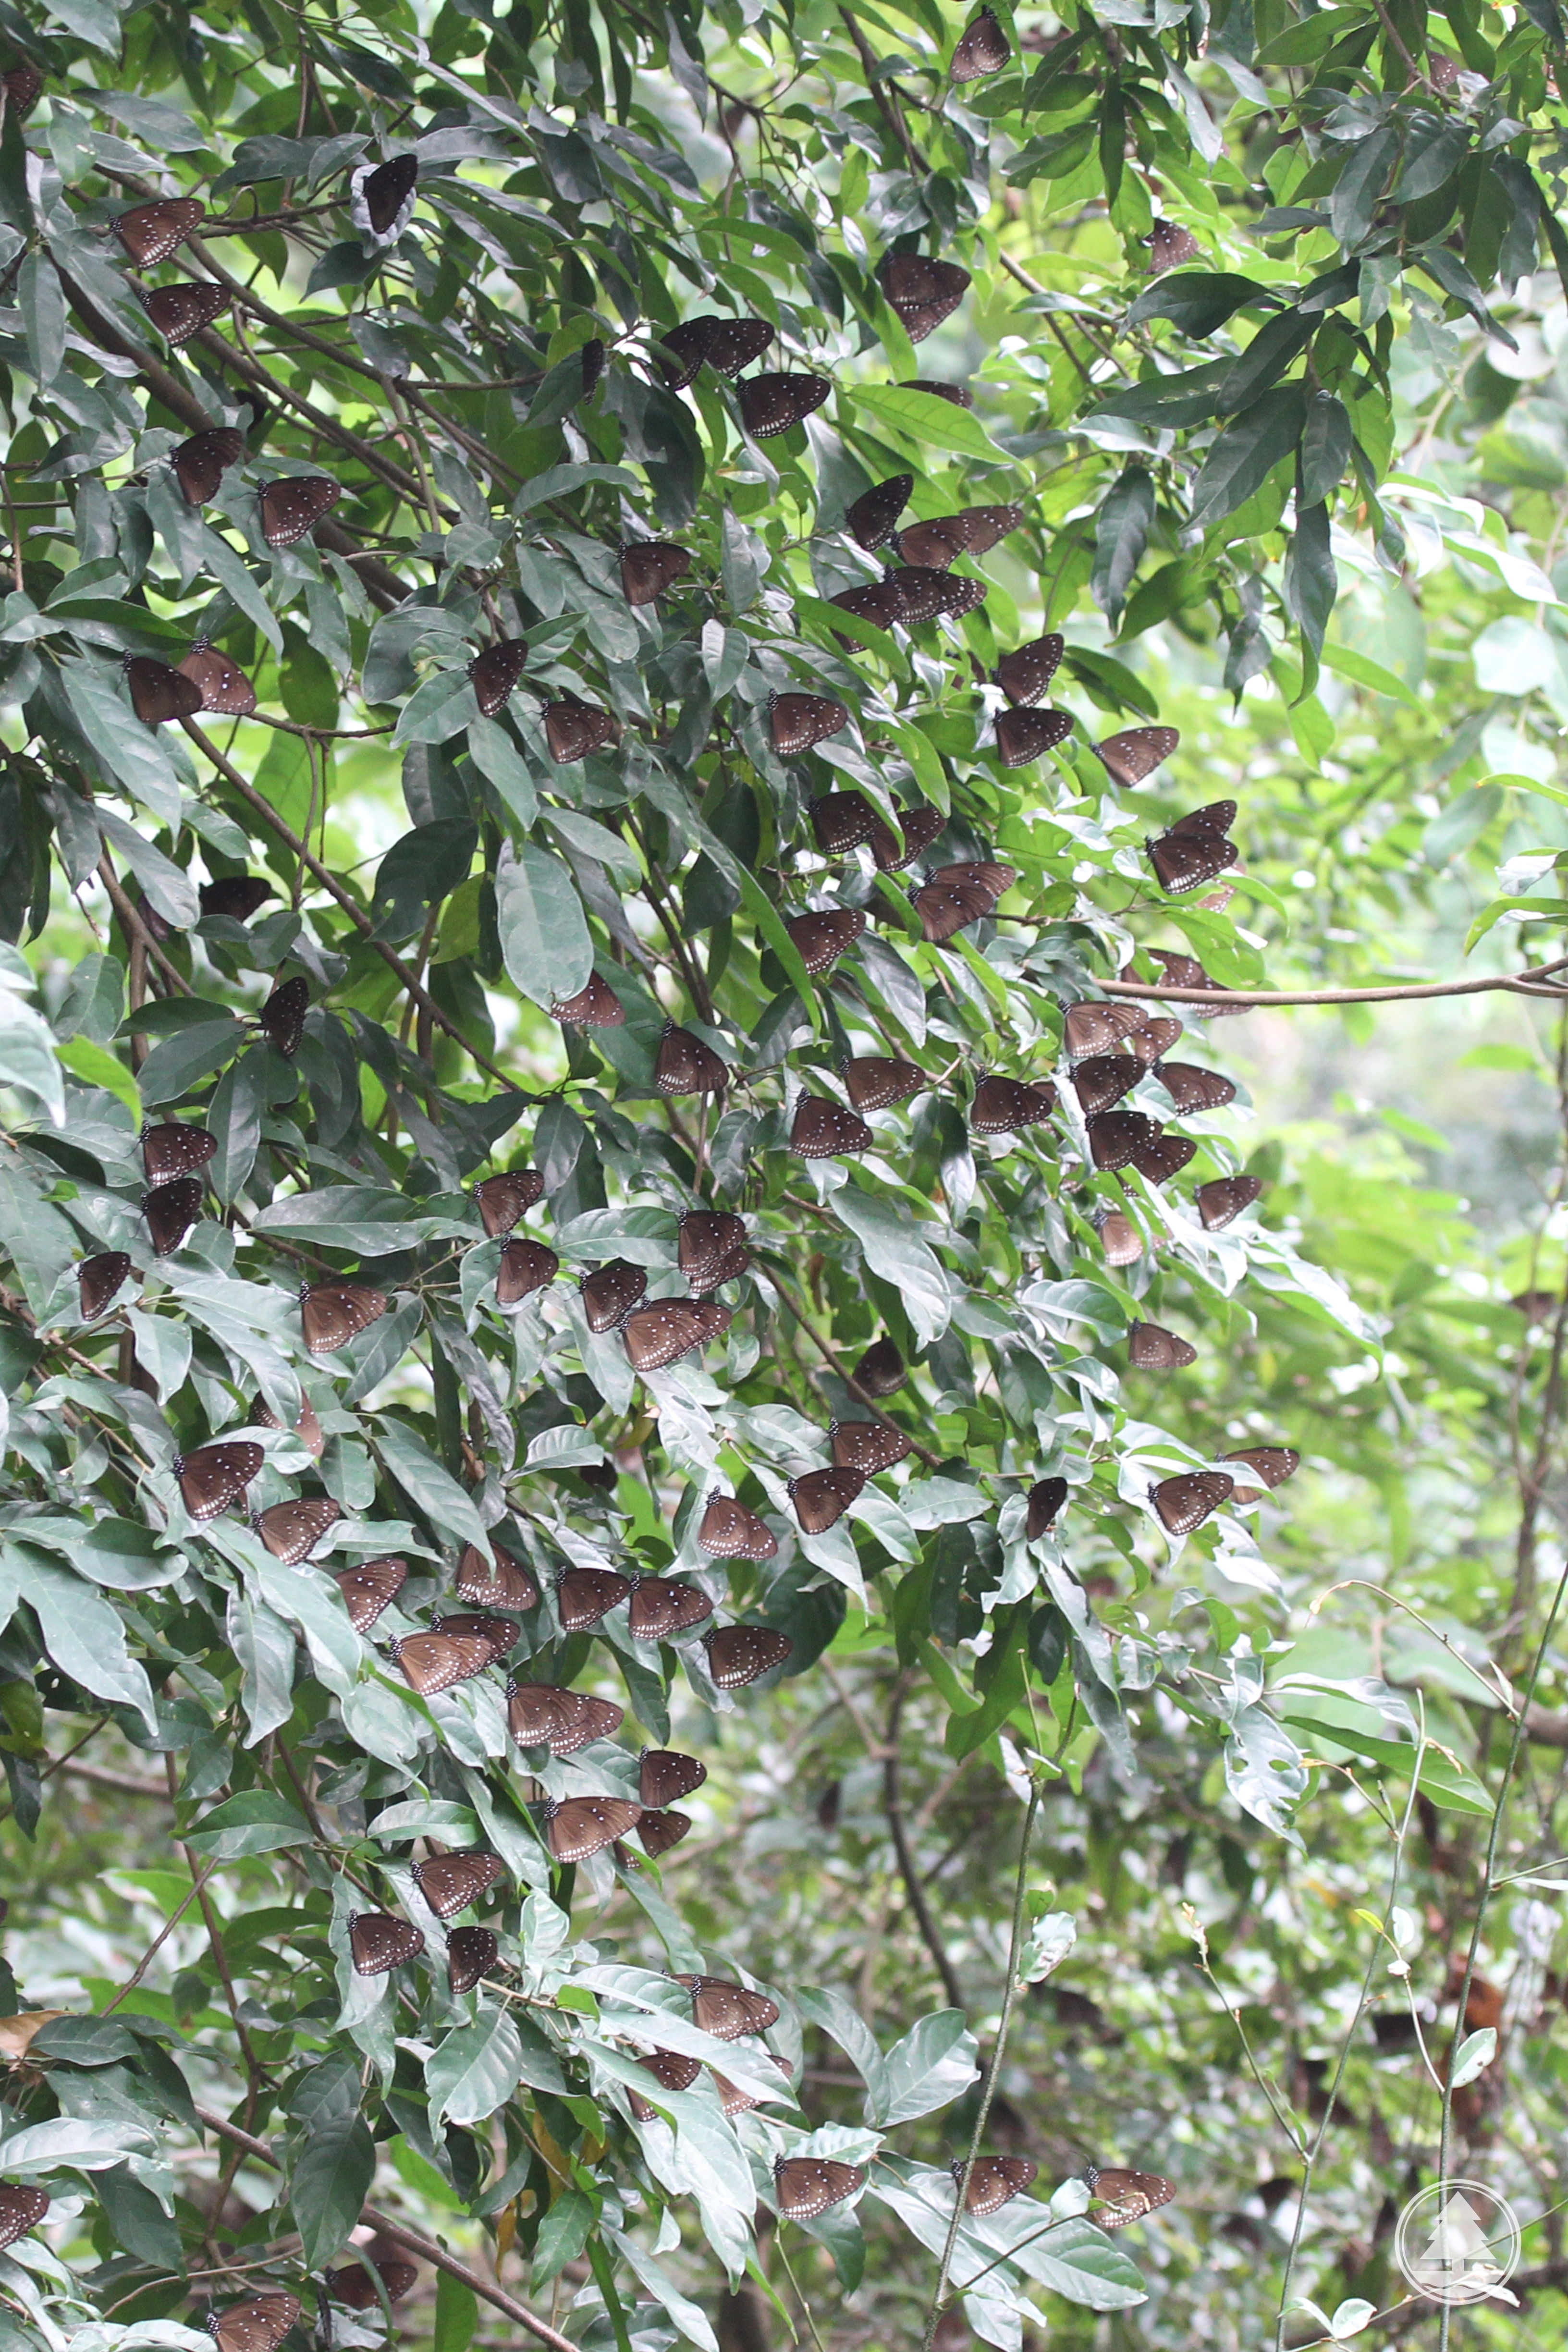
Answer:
[911, 860, 1015, 944]
[255, 1393, 324, 1458]
[1063, 1002, 1146, 1060]
[1148, 804, 1238, 895]
[971, 1076, 1057, 1135]
[1086, 2164, 1177, 2225]
[448, 1924, 497, 1995]
[335, 1555, 406, 1632]
[555, 1565, 632, 1631]
[1135, 1130, 1197, 1185]
[844, 1056, 923, 1112]
[656, 1022, 728, 1096]
[1096, 726, 1179, 787]
[456, 1543, 539, 1611]
[1147, 217, 1201, 272]
[580, 338, 605, 397]
[325, 2247, 417, 2310]
[809, 791, 876, 855]
[623, 1298, 727, 1372]
[1155, 1063, 1236, 1114]
[469, 639, 527, 716]
[658, 315, 772, 388]
[1151, 1471, 1233, 1535]
[996, 707, 1073, 768]
[879, 252, 970, 342]
[432, 1611, 522, 1668]
[790, 1095, 871, 1158]
[637, 1809, 691, 1857]
[300, 1281, 386, 1354]
[1139, 948, 1243, 1020]
[254, 1497, 339, 1565]
[1222, 1445, 1300, 1499]
[952, 3, 1011, 77]
[829, 579, 906, 639]
[543, 695, 620, 762]
[620, 541, 690, 606]
[900, 505, 1021, 569]
[0, 2185, 47, 2254]
[705, 1624, 792, 1687]
[679, 1211, 746, 1282]
[395, 1629, 493, 1695]
[498, 1239, 558, 1306]
[581, 1260, 647, 1331]
[1071, 1056, 1140, 1116]
[995, 633, 1065, 708]
[788, 1466, 864, 1532]
[552, 972, 624, 1025]
[258, 975, 308, 1055]
[1125, 1014, 1186, 1063]
[738, 371, 831, 437]
[363, 153, 417, 233]
[627, 2046, 702, 2120]
[172, 427, 243, 506]
[1128, 1322, 1196, 1371]
[774, 2156, 864, 2218]
[830, 1419, 910, 1473]
[142, 282, 228, 344]
[640, 1749, 707, 1807]
[474, 1169, 545, 1237]
[1196, 1175, 1263, 1229]
[689, 1241, 750, 1295]
[786, 908, 864, 974]
[143, 1177, 202, 1255]
[115, 197, 206, 264]
[79, 1251, 132, 1320]
[505, 1681, 624, 1754]
[349, 1911, 424, 1975]
[845, 474, 913, 550]
[1099, 1210, 1142, 1266]
[200, 874, 272, 922]
[956, 2155, 1037, 2213]
[900, 378, 974, 406]
[676, 1972, 781, 2038]
[176, 1441, 264, 1521]
[629, 1574, 713, 1642]
[412, 1850, 505, 1919]
[698, 1493, 778, 1561]
[143, 1120, 215, 1182]
[126, 656, 202, 726]
[179, 643, 256, 716]
[870, 804, 945, 873]
[882, 565, 949, 624]
[207, 2295, 300, 2352]
[1087, 1110, 1162, 1172]
[547, 1796, 643, 1862]
[1, 68, 42, 118]
[771, 692, 848, 757]
[1026, 1477, 1067, 1538]
[852, 1337, 906, 1396]
[258, 476, 341, 549]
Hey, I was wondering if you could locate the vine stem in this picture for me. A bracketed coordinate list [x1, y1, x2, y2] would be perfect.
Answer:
[921, 1779, 1041, 2351]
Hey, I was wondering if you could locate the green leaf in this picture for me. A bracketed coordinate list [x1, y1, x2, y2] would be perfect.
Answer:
[184, 1790, 314, 1858]
[1189, 386, 1306, 530]
[833, 1187, 951, 1348]
[433, 2271, 478, 2352]
[494, 841, 593, 1009]
[873, 2010, 979, 2125]
[289, 2107, 375, 2268]
[848, 384, 1005, 461]
[427, 2007, 526, 2127]
[1320, 643, 1420, 706]
[1299, 392, 1353, 506]
[1090, 467, 1153, 622]
[1127, 272, 1282, 336]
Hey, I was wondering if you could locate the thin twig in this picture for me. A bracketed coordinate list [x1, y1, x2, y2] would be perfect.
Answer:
[884, 1678, 965, 2009]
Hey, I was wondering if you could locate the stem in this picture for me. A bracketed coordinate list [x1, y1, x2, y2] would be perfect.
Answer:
[884, 1678, 964, 2009]
[1097, 959, 1568, 1008]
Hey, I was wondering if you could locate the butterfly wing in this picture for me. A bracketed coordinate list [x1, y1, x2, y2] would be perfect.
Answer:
[1026, 1477, 1067, 1539]
[412, 1850, 505, 1919]
[774, 2157, 865, 2217]
[300, 1282, 387, 1353]
[448, 1924, 498, 1995]
[737, 370, 831, 436]
[784, 908, 864, 973]
[829, 1420, 911, 1473]
[142, 1120, 216, 1182]
[951, 4, 1011, 77]
[258, 976, 308, 1055]
[655, 1023, 728, 1095]
[258, 476, 342, 548]
[962, 2156, 1037, 2214]
[970, 1077, 1057, 1134]
[542, 696, 619, 762]
[468, 639, 527, 715]
[456, 1544, 539, 1610]
[1151, 1472, 1234, 1535]
[143, 1177, 202, 1254]
[1095, 726, 1179, 786]
[141, 282, 229, 343]
[852, 1338, 906, 1396]
[547, 1796, 644, 1862]
[179, 644, 257, 715]
[555, 1567, 632, 1630]
[126, 657, 203, 725]
[678, 1973, 782, 2038]
[363, 153, 417, 233]
[394, 1631, 493, 1694]
[255, 1498, 340, 1565]
[78, 1252, 132, 1320]
[622, 1299, 711, 1371]
[995, 707, 1074, 767]
[845, 474, 913, 549]
[698, 1494, 778, 1560]
[995, 633, 1065, 707]
[770, 692, 848, 756]
[176, 1441, 265, 1521]
[1089, 2166, 1177, 2225]
[335, 1556, 406, 1632]
[0, 2186, 49, 2252]
[551, 972, 624, 1025]
[497, 1238, 558, 1305]
[704, 1625, 792, 1687]
[580, 1259, 648, 1331]
[1196, 1176, 1264, 1229]
[172, 428, 243, 506]
[636, 1809, 691, 1857]
[843, 1056, 923, 1111]
[790, 1097, 872, 1157]
[1153, 1063, 1236, 1114]
[1127, 1322, 1197, 1371]
[200, 875, 272, 922]
[628, 1575, 713, 1641]
[348, 1912, 424, 1975]
[639, 1749, 708, 1807]
[620, 540, 691, 605]
[788, 1467, 865, 1532]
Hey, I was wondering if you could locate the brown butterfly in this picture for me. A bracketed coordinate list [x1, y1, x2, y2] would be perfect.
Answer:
[900, 378, 974, 406]
[1147, 217, 1200, 272]
[698, 1494, 778, 1561]
[1147, 803, 1238, 895]
[705, 1625, 792, 1687]
[809, 791, 876, 854]
[179, 643, 256, 716]
[1155, 1063, 1236, 1114]
[206, 2294, 300, 2352]
[657, 315, 772, 389]
[1125, 1013, 1186, 1063]
[474, 1169, 545, 1237]
[789, 1466, 864, 1532]
[79, 1251, 132, 1320]
[623, 1298, 728, 1372]
[771, 692, 848, 757]
[899, 504, 1021, 568]
[1026, 1477, 1067, 1539]
[115, 196, 206, 264]
[300, 1281, 387, 1354]
[142, 282, 228, 344]
[171, 428, 243, 506]
[829, 579, 906, 640]
[951, 3, 1011, 78]
[254, 1497, 339, 1565]
[852, 1337, 906, 1396]
[552, 972, 624, 1025]
[845, 474, 913, 549]
[1096, 726, 1178, 787]
[412, 1850, 505, 1919]
[1087, 1110, 1162, 1172]
[830, 1420, 910, 1473]
[1196, 1176, 1263, 1229]
[448, 1925, 497, 1995]
[547, 1796, 644, 1862]
[971, 1076, 1057, 1135]
[543, 695, 620, 762]
[1086, 2164, 1176, 2224]
[689, 1241, 750, 1296]
[1222, 1445, 1300, 1501]
[349, 1911, 424, 1975]
[626, 2046, 702, 2120]
[176, 1441, 264, 1522]
[870, 804, 946, 872]
[676, 1972, 781, 2038]
[956, 2155, 1037, 2213]
[126, 656, 202, 726]
[1098, 1210, 1143, 1266]
[143, 1177, 202, 1255]
[498, 1239, 558, 1306]
[679, 1211, 747, 1282]
[468, 638, 527, 715]
[325, 2246, 417, 2310]
[845, 1056, 923, 1112]
[637, 1809, 691, 1857]
[456, 1543, 539, 1611]
[774, 2156, 864, 2217]
[790, 1096, 871, 1158]
[883, 565, 949, 624]
[629, 1574, 713, 1641]
[1070, 1055, 1140, 1116]
[335, 1556, 406, 1632]
[579, 1260, 646, 1332]
[0, 2185, 48, 2253]
[1151, 1471, 1233, 1534]
[505, 1681, 624, 1753]
[1062, 1002, 1146, 1061]
[911, 860, 1015, 943]
[142, 1120, 215, 1183]
[640, 1749, 707, 1807]
[656, 1022, 728, 1095]
[996, 707, 1073, 768]
[621, 541, 690, 605]
[785, 908, 864, 975]
[1136, 948, 1242, 1020]
[996, 633, 1065, 707]
[738, 371, 831, 436]
[1, 68, 42, 119]
[258, 476, 341, 549]
[394, 1629, 493, 1695]
[255, 1394, 324, 1458]
[363, 153, 417, 233]
[879, 252, 970, 342]
[555, 1565, 631, 1630]
[1128, 1322, 1196, 1371]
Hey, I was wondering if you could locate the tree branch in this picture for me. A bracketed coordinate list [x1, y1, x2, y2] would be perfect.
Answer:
[1095, 960, 1568, 1008]
[884, 1679, 966, 2010]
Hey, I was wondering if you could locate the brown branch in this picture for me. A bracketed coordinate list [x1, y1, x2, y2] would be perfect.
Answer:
[1095, 960, 1568, 1008]
[97, 850, 193, 995]
[839, 8, 925, 176]
[884, 1679, 965, 2009]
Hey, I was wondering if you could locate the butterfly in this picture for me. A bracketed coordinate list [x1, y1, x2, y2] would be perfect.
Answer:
[143, 1177, 202, 1255]
[785, 908, 864, 975]
[1085, 2164, 1177, 2225]
[126, 656, 202, 726]
[1196, 1176, 1263, 1229]
[705, 1625, 792, 1686]
[738, 371, 831, 436]
[882, 565, 948, 624]
[620, 541, 691, 606]
[581, 339, 606, 397]
[79, 1251, 132, 1320]
[1026, 1477, 1067, 1539]
[788, 1466, 864, 1532]
[543, 695, 619, 762]
[655, 1022, 728, 1095]
[911, 860, 1015, 944]
[474, 1169, 544, 1237]
[258, 976, 308, 1055]
[951, 3, 1011, 77]
[335, 1556, 407, 1632]
[1, 68, 41, 118]
[790, 1096, 871, 1158]
[771, 692, 847, 757]
[325, 2247, 417, 2311]
[200, 874, 272, 922]
[176, 1441, 264, 1521]
[1096, 726, 1178, 787]
[657, 315, 772, 389]
[1128, 1322, 1196, 1371]
[142, 1121, 215, 1183]
[469, 639, 527, 715]
[143, 282, 228, 344]
[688, 1241, 750, 1296]
[1147, 803, 1238, 895]
[254, 1393, 323, 1458]
[206, 2295, 300, 2352]
[0, 2185, 47, 2254]
[1133, 1130, 1196, 1184]
[678, 1211, 747, 1283]
[830, 1420, 910, 1473]
[1137, 947, 1242, 1020]
[498, 1238, 558, 1306]
[349, 1911, 424, 1976]
[1146, 217, 1200, 272]
[845, 474, 913, 549]
[555, 1565, 632, 1631]
[844, 1056, 923, 1112]
[852, 1338, 906, 1396]
[1151, 1471, 1233, 1535]
[899, 505, 1022, 568]
[698, 1494, 778, 1561]
[299, 1281, 387, 1355]
[1153, 1062, 1234, 1116]
[996, 707, 1073, 768]
[1087, 1110, 1162, 1172]
[629, 1573, 713, 1641]
[971, 1077, 1057, 1135]
[809, 791, 876, 854]
[676, 1972, 781, 2038]
[430, 1612, 514, 1668]
[411, 1850, 505, 1921]
[1062, 1002, 1147, 1061]
[1222, 1446, 1300, 1505]
[996, 634, 1065, 707]
[258, 476, 341, 549]
[900, 378, 974, 405]
[581, 1260, 648, 1331]
[774, 2156, 864, 2218]
[179, 643, 256, 716]
[254, 1498, 339, 1565]
[1124, 1014, 1185, 1063]
[879, 252, 970, 342]
[623, 1298, 728, 1372]
[626, 2046, 702, 2120]
[1098, 1210, 1143, 1266]
[546, 1796, 644, 1863]
[872, 805, 946, 873]
[829, 580, 906, 639]
[552, 973, 624, 1025]
[456, 1542, 539, 1611]
[115, 197, 206, 265]
[956, 2155, 1037, 2213]
[394, 1629, 493, 1695]
[172, 428, 244, 505]
[1070, 1056, 1139, 1117]
[640, 1749, 707, 1806]
[448, 1924, 497, 1995]
[637, 1809, 691, 1857]
[505, 1681, 624, 1754]
[363, 153, 417, 233]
